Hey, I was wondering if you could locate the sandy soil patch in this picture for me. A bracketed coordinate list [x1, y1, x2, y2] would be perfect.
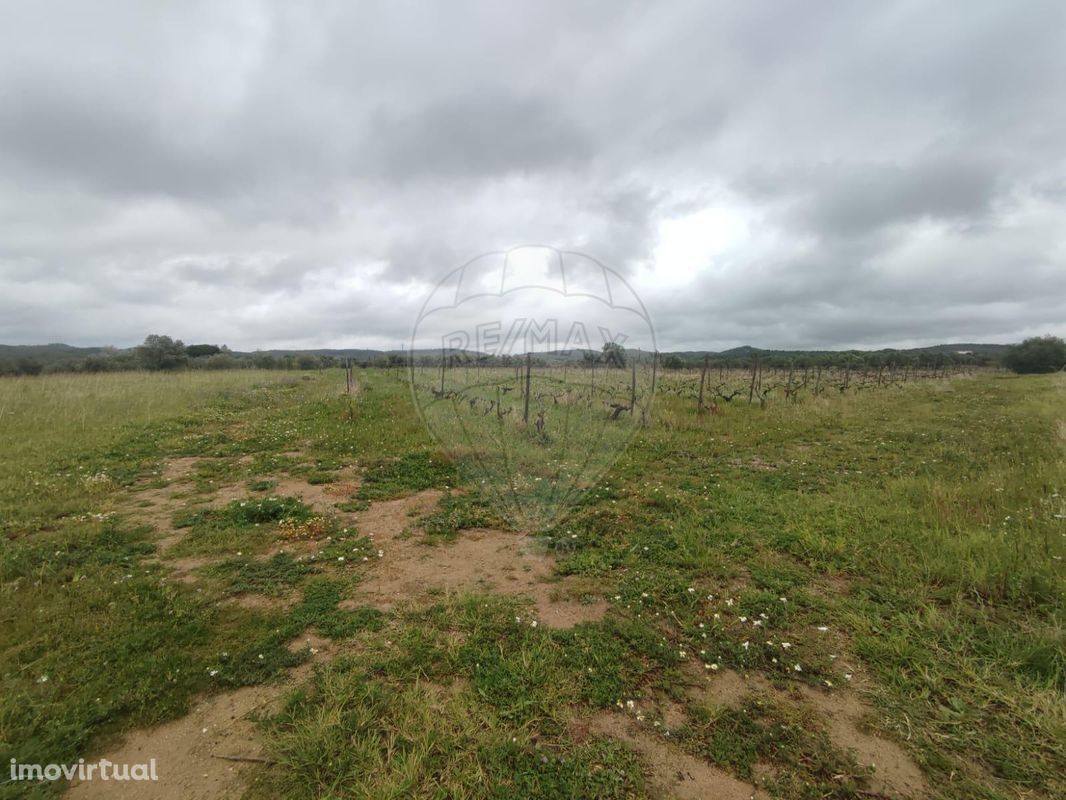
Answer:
[796, 683, 927, 798]
[67, 681, 278, 800]
[342, 490, 606, 627]
[80, 469, 610, 798]
[577, 711, 765, 800]
[163, 556, 215, 584]
[161, 457, 201, 482]
[693, 668, 773, 710]
[686, 666, 926, 798]
[66, 640, 331, 800]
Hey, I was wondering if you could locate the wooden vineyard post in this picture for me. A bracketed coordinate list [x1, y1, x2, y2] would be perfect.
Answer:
[650, 350, 658, 417]
[590, 353, 596, 405]
[630, 358, 637, 416]
[523, 352, 531, 425]
[698, 356, 708, 416]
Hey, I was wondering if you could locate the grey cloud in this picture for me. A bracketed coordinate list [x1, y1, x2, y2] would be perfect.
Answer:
[0, 0, 1064, 349]
[367, 91, 595, 181]
[738, 154, 1006, 239]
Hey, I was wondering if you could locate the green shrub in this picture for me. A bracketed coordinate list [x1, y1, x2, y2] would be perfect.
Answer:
[1003, 335, 1066, 374]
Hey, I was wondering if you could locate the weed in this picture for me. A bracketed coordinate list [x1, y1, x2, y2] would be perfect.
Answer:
[202, 552, 318, 597]
[357, 452, 456, 500]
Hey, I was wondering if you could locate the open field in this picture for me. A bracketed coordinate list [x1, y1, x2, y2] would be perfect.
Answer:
[1, 368, 1063, 799]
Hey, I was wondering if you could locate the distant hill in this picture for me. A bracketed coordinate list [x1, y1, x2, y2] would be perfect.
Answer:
[0, 340, 1016, 374]
[668, 343, 1011, 360]
[0, 343, 108, 364]
[245, 348, 388, 361]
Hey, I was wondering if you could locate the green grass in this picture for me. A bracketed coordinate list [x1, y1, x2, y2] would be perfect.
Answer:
[421, 492, 508, 542]
[252, 653, 645, 800]
[202, 552, 319, 597]
[248, 593, 659, 799]
[169, 496, 316, 556]
[680, 696, 865, 791]
[356, 451, 457, 500]
[0, 368, 1063, 799]
[0, 516, 300, 788]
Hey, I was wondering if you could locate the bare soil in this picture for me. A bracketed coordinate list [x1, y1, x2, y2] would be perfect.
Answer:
[67, 626, 336, 800]
[579, 711, 766, 800]
[341, 490, 607, 627]
[686, 666, 927, 798]
[86, 456, 922, 799]
[795, 683, 927, 798]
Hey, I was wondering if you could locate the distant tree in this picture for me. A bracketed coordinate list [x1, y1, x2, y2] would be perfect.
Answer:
[137, 335, 187, 371]
[296, 354, 320, 370]
[186, 344, 222, 358]
[15, 358, 43, 376]
[84, 348, 137, 373]
[252, 353, 277, 369]
[662, 354, 685, 370]
[601, 342, 626, 369]
[81, 354, 113, 373]
[200, 353, 240, 370]
[1003, 336, 1066, 374]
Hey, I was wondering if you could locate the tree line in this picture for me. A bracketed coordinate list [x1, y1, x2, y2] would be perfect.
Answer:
[0, 335, 345, 376]
[1, 334, 1062, 377]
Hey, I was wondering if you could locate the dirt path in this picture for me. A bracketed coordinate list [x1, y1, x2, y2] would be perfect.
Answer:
[83, 456, 924, 799]
[72, 460, 605, 797]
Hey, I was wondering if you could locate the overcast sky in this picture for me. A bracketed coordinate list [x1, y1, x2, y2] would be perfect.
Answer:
[1, 0, 1064, 351]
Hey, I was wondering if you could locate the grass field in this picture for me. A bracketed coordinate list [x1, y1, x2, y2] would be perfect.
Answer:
[0, 368, 1063, 799]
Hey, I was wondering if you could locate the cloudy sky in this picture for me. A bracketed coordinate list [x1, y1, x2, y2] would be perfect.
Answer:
[1, 0, 1064, 351]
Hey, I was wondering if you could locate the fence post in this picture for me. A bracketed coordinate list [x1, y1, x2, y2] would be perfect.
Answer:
[630, 359, 637, 416]
[698, 356, 708, 415]
[650, 350, 658, 415]
[523, 352, 531, 424]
